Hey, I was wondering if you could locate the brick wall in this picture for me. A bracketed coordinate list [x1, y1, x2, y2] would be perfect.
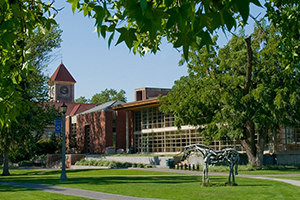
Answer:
[116, 110, 126, 150]
[76, 110, 117, 154]
[65, 116, 71, 150]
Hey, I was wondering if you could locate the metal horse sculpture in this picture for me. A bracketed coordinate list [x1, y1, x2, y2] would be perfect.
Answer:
[181, 144, 240, 183]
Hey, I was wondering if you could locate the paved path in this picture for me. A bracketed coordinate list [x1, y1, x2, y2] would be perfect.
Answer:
[1, 167, 300, 200]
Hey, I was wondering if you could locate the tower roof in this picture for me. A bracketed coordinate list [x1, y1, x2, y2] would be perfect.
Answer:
[49, 63, 76, 83]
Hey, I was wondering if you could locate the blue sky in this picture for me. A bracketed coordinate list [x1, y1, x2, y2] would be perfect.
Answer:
[47, 1, 265, 102]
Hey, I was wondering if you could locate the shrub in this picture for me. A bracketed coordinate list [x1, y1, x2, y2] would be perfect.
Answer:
[18, 160, 34, 167]
[109, 161, 117, 167]
[75, 158, 88, 166]
[124, 162, 132, 168]
[131, 163, 137, 168]
[102, 160, 111, 166]
[89, 159, 97, 166]
[96, 160, 106, 166]
[115, 162, 123, 167]
[137, 163, 144, 168]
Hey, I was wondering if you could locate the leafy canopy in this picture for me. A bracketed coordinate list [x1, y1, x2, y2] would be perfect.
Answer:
[0, 0, 57, 130]
[67, 0, 262, 60]
[160, 23, 300, 164]
[75, 88, 127, 104]
[90, 88, 127, 104]
[265, 0, 300, 70]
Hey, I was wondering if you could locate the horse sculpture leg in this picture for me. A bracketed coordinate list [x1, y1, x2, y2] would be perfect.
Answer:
[228, 163, 233, 183]
[202, 165, 206, 183]
[205, 163, 209, 183]
[235, 162, 238, 175]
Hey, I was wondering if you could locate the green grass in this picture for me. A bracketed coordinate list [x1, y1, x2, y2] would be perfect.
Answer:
[6, 168, 181, 176]
[270, 176, 300, 181]
[237, 169, 300, 175]
[0, 184, 90, 200]
[1, 169, 300, 200]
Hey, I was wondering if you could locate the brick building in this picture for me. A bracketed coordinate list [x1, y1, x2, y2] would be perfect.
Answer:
[47, 63, 130, 154]
[72, 101, 129, 154]
[47, 64, 300, 164]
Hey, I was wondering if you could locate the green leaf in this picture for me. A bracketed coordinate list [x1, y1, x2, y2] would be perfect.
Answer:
[140, 0, 147, 12]
[222, 11, 236, 31]
[82, 3, 92, 16]
[292, 50, 298, 59]
[45, 18, 56, 30]
[164, 0, 173, 7]
[108, 32, 115, 49]
[236, 0, 250, 23]
[100, 25, 107, 38]
[116, 28, 137, 49]
[67, 0, 80, 14]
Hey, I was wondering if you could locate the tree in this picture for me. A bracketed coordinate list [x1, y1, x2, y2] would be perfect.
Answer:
[160, 23, 300, 166]
[90, 89, 127, 104]
[1, 11, 61, 175]
[7, 104, 61, 164]
[0, 0, 57, 130]
[265, 0, 300, 71]
[67, 0, 262, 60]
[75, 96, 90, 103]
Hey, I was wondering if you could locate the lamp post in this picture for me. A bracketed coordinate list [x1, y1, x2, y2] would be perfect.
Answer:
[60, 103, 67, 181]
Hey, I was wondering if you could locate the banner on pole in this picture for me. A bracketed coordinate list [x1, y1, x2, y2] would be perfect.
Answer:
[55, 119, 62, 133]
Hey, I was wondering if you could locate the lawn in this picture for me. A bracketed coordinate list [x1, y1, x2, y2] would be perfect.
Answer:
[270, 176, 300, 181]
[1, 169, 300, 200]
[237, 169, 300, 175]
[0, 184, 90, 200]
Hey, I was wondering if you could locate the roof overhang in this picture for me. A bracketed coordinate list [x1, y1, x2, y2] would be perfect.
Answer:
[112, 98, 161, 111]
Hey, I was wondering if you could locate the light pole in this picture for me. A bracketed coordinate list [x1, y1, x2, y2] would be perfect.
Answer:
[60, 103, 67, 181]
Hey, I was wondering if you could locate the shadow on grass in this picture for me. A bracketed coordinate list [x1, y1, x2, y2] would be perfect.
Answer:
[0, 174, 271, 188]
[2, 175, 200, 185]
[0, 184, 36, 193]
[7, 169, 104, 176]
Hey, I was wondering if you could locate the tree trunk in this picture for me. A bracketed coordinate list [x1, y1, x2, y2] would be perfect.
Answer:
[241, 120, 257, 165]
[241, 36, 258, 165]
[255, 126, 268, 166]
[2, 142, 10, 176]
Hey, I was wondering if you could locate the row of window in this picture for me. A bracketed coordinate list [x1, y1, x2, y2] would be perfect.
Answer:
[134, 107, 175, 131]
[134, 130, 241, 153]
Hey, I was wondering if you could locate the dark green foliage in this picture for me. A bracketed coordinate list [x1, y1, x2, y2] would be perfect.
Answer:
[75, 96, 90, 103]
[1, 1, 61, 175]
[90, 89, 127, 104]
[265, 0, 300, 71]
[74, 158, 153, 168]
[76, 89, 127, 104]
[160, 22, 300, 166]
[137, 163, 144, 168]
[68, 0, 262, 60]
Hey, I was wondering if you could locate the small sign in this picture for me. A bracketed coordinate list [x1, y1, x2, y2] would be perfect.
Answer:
[55, 119, 62, 133]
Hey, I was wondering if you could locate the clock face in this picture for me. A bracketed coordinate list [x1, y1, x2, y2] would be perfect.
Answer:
[60, 86, 69, 96]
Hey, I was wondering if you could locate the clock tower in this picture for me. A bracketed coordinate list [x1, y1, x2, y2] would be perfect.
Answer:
[49, 62, 76, 102]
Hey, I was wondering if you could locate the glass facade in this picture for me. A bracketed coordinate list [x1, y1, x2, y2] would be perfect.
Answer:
[133, 107, 241, 153]
[278, 127, 300, 151]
